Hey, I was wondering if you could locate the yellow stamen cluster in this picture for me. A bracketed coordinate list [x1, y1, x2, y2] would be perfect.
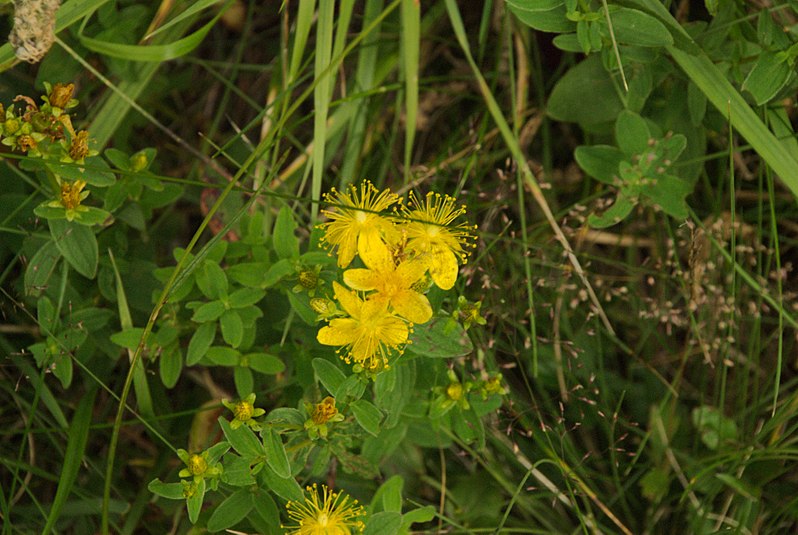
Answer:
[316, 181, 475, 371]
[283, 483, 365, 535]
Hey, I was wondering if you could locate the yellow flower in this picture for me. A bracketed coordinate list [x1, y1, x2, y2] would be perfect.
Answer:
[317, 282, 408, 370]
[284, 484, 365, 535]
[319, 181, 399, 268]
[401, 191, 476, 290]
[343, 238, 432, 324]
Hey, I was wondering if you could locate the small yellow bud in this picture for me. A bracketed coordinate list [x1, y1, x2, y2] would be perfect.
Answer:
[187, 454, 207, 476]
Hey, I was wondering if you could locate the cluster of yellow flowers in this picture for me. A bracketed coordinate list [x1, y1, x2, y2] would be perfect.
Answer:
[315, 181, 476, 371]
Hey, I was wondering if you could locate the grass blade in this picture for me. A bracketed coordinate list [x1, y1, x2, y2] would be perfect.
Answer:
[78, 5, 228, 62]
[41, 386, 98, 534]
[311, 0, 336, 221]
[401, 0, 420, 184]
[289, 0, 317, 83]
[341, 0, 385, 184]
[108, 250, 156, 424]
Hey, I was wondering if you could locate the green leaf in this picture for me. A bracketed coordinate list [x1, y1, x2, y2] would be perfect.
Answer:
[263, 428, 291, 479]
[588, 196, 636, 228]
[234, 366, 253, 399]
[401, 505, 436, 531]
[687, 82, 707, 126]
[260, 465, 303, 502]
[228, 262, 270, 288]
[25, 240, 60, 296]
[506, 0, 574, 33]
[606, 8, 673, 47]
[331, 445, 381, 479]
[287, 291, 318, 325]
[640, 467, 670, 503]
[615, 110, 651, 156]
[78, 5, 228, 61]
[548, 54, 623, 126]
[247, 353, 285, 375]
[37, 296, 58, 333]
[351, 399, 383, 437]
[206, 489, 253, 533]
[641, 174, 691, 219]
[742, 51, 794, 106]
[220, 309, 244, 348]
[228, 287, 266, 308]
[273, 205, 300, 260]
[219, 417, 265, 458]
[364, 511, 402, 535]
[372, 475, 403, 514]
[263, 259, 295, 287]
[49, 219, 98, 279]
[42, 387, 97, 533]
[110, 327, 146, 350]
[313, 358, 347, 394]
[691, 406, 738, 450]
[186, 478, 206, 524]
[406, 318, 473, 358]
[221, 454, 256, 486]
[191, 300, 226, 322]
[147, 479, 185, 500]
[197, 261, 229, 300]
[186, 322, 216, 366]
[206, 346, 240, 366]
[250, 489, 280, 533]
[552, 33, 583, 53]
[574, 145, 623, 184]
[336, 374, 367, 401]
[159, 346, 182, 389]
[46, 157, 116, 187]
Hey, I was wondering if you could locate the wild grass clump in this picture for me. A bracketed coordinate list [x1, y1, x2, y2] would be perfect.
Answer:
[1, 1, 798, 534]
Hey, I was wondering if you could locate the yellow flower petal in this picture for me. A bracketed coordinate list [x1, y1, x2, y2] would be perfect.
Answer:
[336, 232, 359, 268]
[358, 231, 393, 271]
[332, 281, 362, 318]
[343, 268, 380, 291]
[395, 258, 428, 287]
[391, 289, 432, 324]
[317, 318, 359, 346]
[377, 315, 410, 346]
[427, 247, 458, 290]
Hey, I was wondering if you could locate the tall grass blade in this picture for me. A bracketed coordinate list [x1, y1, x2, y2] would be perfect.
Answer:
[341, 0, 386, 184]
[289, 0, 317, 83]
[41, 386, 97, 534]
[401, 0, 420, 184]
[108, 250, 155, 425]
[311, 0, 336, 221]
